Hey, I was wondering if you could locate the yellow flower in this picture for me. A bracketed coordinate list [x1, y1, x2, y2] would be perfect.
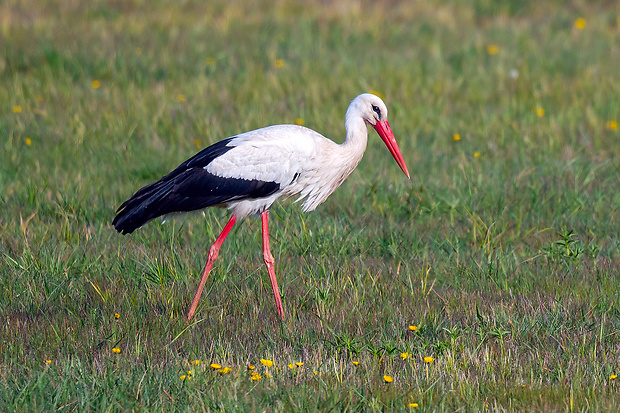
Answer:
[247, 364, 256, 370]
[611, 374, 618, 380]
[45, 359, 51, 364]
[400, 352, 409, 360]
[474, 152, 480, 158]
[352, 361, 359, 366]
[92, 80, 100, 89]
[288, 363, 294, 369]
[187, 370, 193, 376]
[313, 371, 321, 376]
[219, 367, 232, 374]
[486, 44, 499, 55]
[574, 18, 586, 29]
[409, 403, 419, 408]
[295, 362, 304, 367]
[12, 105, 22, 113]
[251, 372, 262, 381]
[114, 313, 120, 319]
[294, 118, 304, 126]
[383, 375, 394, 383]
[408, 325, 418, 331]
[274, 59, 284, 69]
[606, 121, 618, 131]
[453, 134, 461, 141]
[205, 57, 216, 66]
[423, 356, 434, 363]
[210, 363, 222, 370]
[193, 360, 202, 365]
[260, 359, 273, 367]
[536, 107, 545, 117]
[180, 375, 187, 380]
[176, 94, 186, 103]
[25, 138, 32, 146]
[264, 372, 272, 378]
[368, 90, 385, 100]
[112, 347, 121, 354]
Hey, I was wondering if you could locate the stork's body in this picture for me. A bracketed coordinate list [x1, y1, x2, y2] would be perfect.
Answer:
[113, 93, 409, 320]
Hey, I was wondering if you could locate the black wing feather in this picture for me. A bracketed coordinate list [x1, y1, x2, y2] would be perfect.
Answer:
[113, 138, 280, 234]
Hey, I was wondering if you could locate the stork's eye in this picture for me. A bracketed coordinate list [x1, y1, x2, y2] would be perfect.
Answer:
[371, 105, 381, 119]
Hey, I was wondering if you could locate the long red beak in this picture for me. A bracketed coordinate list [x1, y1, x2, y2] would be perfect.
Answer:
[373, 120, 410, 179]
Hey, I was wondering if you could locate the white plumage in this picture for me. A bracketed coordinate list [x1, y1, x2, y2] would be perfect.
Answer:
[114, 93, 410, 320]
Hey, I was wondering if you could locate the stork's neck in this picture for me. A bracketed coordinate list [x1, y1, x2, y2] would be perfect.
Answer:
[342, 114, 369, 156]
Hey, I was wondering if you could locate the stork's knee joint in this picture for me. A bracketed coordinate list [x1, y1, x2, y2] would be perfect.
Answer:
[263, 252, 275, 266]
[208, 245, 219, 261]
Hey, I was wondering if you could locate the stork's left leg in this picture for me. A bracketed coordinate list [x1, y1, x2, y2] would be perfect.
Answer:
[261, 210, 284, 319]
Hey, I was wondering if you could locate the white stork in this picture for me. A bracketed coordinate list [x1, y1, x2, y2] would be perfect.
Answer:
[113, 93, 410, 320]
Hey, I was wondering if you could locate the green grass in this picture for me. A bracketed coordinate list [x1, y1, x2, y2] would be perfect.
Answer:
[2, 0, 620, 410]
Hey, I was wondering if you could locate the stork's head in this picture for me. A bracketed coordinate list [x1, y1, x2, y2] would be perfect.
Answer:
[349, 93, 410, 179]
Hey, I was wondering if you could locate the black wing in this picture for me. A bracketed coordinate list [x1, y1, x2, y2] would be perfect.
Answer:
[112, 138, 280, 234]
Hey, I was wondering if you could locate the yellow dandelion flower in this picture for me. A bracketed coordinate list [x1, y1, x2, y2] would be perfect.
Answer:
[274, 59, 284, 69]
[606, 121, 618, 131]
[383, 375, 394, 383]
[12, 105, 22, 113]
[352, 361, 359, 366]
[295, 362, 304, 367]
[210, 363, 222, 370]
[288, 363, 295, 369]
[522, 384, 526, 388]
[247, 364, 256, 371]
[92, 80, 101, 89]
[486, 45, 499, 55]
[368, 90, 385, 100]
[180, 375, 187, 380]
[409, 403, 419, 408]
[187, 370, 194, 376]
[219, 367, 232, 374]
[423, 356, 434, 363]
[114, 313, 120, 319]
[25, 138, 32, 146]
[294, 118, 304, 126]
[193, 139, 201, 149]
[251, 372, 262, 381]
[574, 18, 586, 29]
[453, 133, 461, 141]
[264, 372, 272, 378]
[400, 352, 409, 360]
[45, 359, 52, 364]
[205, 57, 216, 66]
[112, 347, 121, 354]
[193, 360, 202, 365]
[474, 152, 480, 158]
[611, 374, 618, 380]
[408, 325, 418, 331]
[536, 107, 545, 117]
[176, 94, 186, 103]
[260, 359, 273, 367]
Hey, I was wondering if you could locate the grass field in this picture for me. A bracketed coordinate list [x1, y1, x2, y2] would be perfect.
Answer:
[2, 0, 620, 410]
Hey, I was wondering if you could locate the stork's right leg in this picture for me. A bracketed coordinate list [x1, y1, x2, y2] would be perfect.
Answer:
[187, 215, 237, 320]
[261, 210, 284, 319]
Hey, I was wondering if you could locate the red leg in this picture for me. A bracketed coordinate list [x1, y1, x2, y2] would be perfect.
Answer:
[261, 210, 284, 319]
[187, 215, 237, 320]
